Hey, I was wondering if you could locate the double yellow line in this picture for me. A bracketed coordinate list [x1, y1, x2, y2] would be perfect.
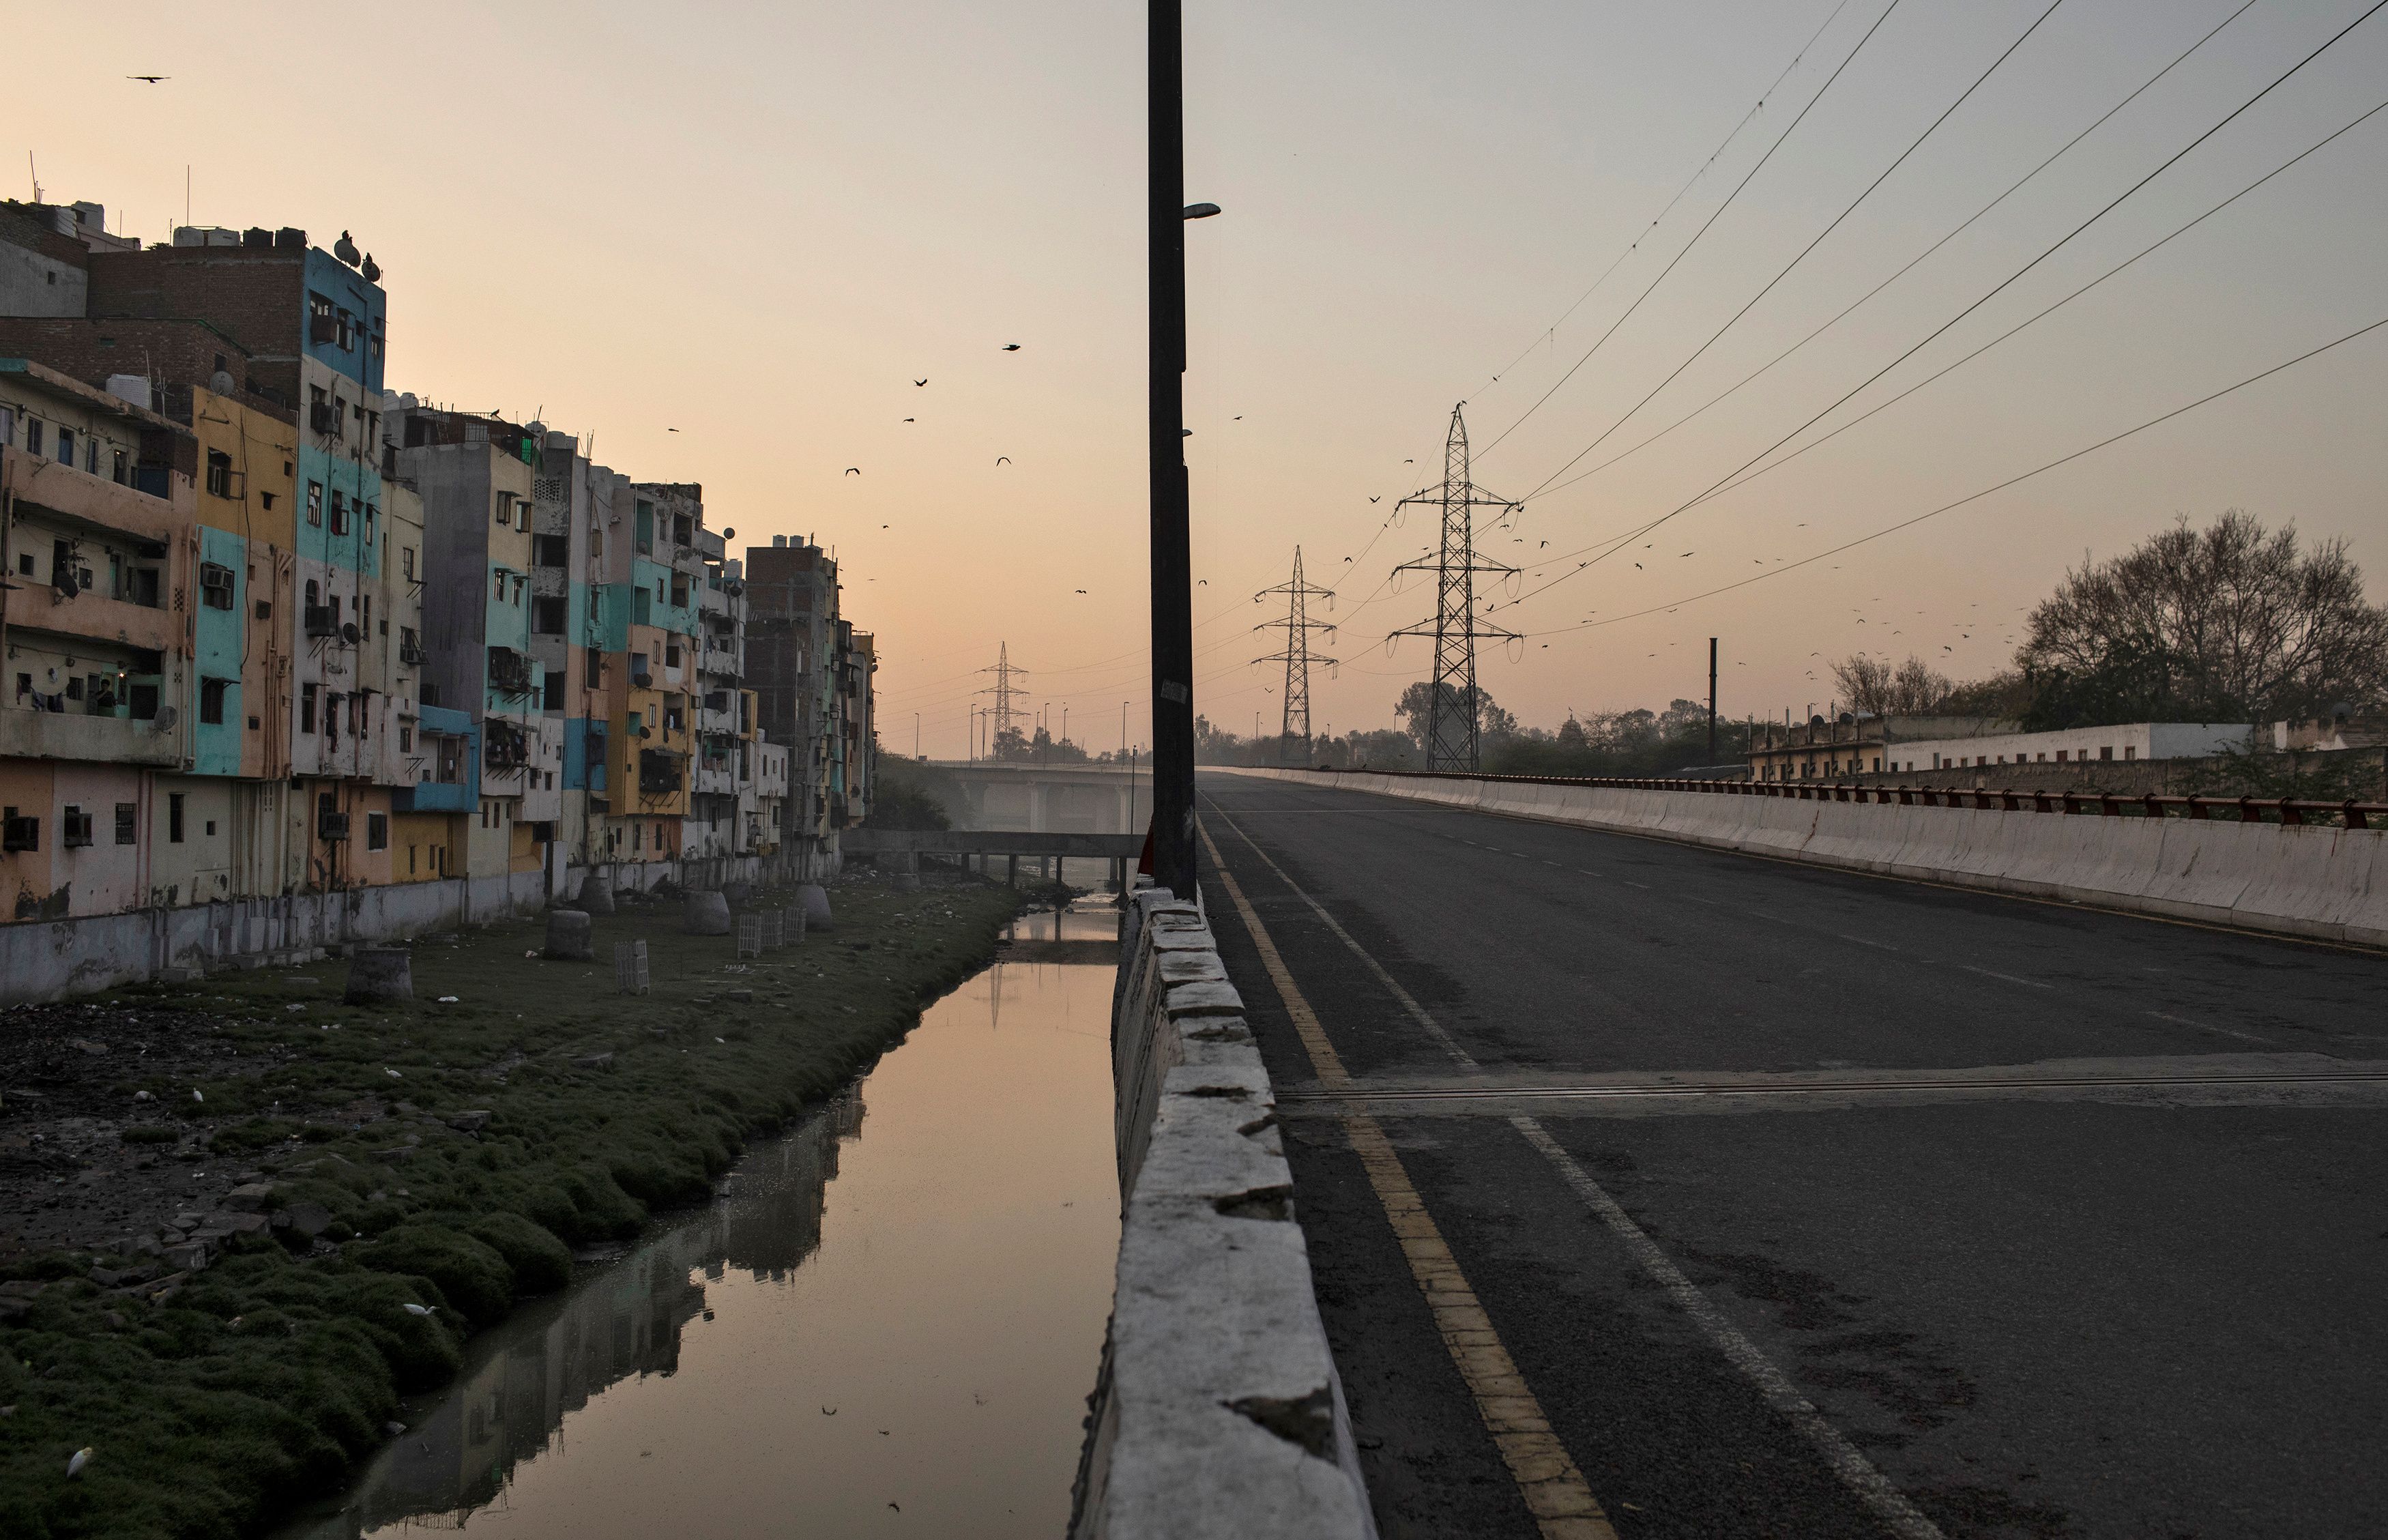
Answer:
[1199, 824, 1616, 1540]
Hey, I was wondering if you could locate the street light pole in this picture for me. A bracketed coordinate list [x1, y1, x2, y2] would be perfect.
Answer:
[1148, 0, 1197, 899]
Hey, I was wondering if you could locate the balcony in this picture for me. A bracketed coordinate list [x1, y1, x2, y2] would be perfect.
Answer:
[638, 747, 684, 797]
[0, 706, 184, 767]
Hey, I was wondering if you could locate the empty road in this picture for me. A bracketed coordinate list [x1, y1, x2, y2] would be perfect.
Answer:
[1195, 771, 2388, 1540]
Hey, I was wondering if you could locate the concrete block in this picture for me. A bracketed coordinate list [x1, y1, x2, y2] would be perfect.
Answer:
[544, 909, 596, 961]
[684, 890, 732, 935]
[577, 876, 616, 915]
[343, 948, 413, 1005]
[798, 883, 834, 933]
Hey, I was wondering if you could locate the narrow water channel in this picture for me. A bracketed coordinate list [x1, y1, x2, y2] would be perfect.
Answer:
[279, 902, 1120, 1538]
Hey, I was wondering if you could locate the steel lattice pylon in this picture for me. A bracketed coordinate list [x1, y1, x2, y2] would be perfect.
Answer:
[1253, 547, 1337, 764]
[976, 642, 1028, 744]
[1390, 405, 1517, 772]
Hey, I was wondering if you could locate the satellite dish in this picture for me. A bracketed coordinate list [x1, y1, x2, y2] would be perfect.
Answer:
[154, 707, 178, 731]
[722, 527, 734, 540]
[209, 369, 236, 396]
[53, 570, 78, 598]
[342, 622, 360, 644]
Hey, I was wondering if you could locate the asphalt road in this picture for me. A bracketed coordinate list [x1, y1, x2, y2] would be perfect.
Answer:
[1193, 772, 2388, 1540]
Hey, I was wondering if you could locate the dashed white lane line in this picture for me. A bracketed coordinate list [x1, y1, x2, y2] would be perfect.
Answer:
[2148, 1009, 2271, 1045]
[1960, 964, 2051, 990]
[1839, 935, 1900, 952]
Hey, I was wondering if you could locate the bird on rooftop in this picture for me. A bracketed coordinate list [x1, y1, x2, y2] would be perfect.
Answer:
[128, 76, 166, 83]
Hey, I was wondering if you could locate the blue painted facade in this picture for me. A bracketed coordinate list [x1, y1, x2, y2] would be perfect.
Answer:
[191, 527, 247, 776]
[295, 248, 386, 579]
[394, 705, 477, 813]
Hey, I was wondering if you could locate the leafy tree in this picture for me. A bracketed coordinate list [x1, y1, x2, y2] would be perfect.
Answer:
[990, 725, 1032, 762]
[1830, 654, 1954, 716]
[2018, 510, 2388, 726]
[1394, 680, 1510, 753]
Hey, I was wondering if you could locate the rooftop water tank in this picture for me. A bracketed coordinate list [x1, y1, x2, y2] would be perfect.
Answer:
[105, 375, 152, 411]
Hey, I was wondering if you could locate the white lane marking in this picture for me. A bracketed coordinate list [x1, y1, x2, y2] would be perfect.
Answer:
[1839, 935, 1899, 952]
[2148, 1009, 2270, 1045]
[1622, 880, 1651, 890]
[1201, 795, 1947, 1540]
[1960, 964, 2051, 990]
[1545, 859, 1563, 868]
[1513, 1120, 1947, 1540]
[1578, 869, 1603, 878]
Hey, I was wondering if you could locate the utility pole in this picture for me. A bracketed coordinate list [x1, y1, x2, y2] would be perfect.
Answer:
[976, 643, 1027, 753]
[1390, 405, 1518, 772]
[1708, 637, 1718, 764]
[1253, 547, 1336, 765]
[1148, 0, 1198, 898]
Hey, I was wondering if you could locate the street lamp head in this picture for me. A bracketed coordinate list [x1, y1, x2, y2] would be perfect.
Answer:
[1182, 203, 1222, 220]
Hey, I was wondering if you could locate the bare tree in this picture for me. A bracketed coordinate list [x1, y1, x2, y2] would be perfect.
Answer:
[2020, 510, 2388, 724]
[1830, 654, 1954, 716]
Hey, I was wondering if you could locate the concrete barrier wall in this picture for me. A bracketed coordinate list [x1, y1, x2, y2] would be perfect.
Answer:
[1072, 890, 1375, 1540]
[1222, 769, 2388, 949]
[0, 849, 835, 1008]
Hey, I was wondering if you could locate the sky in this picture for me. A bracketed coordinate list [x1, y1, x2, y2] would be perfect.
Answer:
[19, 0, 2387, 757]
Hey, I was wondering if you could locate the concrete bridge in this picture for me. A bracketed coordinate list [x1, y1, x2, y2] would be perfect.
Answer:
[922, 761, 1146, 836]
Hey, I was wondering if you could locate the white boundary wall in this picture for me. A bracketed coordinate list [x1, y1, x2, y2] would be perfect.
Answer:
[0, 849, 834, 1008]
[1221, 768, 2388, 949]
[1071, 890, 1375, 1540]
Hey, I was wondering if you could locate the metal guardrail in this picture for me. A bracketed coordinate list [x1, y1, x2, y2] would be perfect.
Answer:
[1308, 766, 2387, 830]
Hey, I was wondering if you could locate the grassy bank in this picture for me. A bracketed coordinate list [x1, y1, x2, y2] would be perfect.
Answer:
[0, 877, 1025, 1540]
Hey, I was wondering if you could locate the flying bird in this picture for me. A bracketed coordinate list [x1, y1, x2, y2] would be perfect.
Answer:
[822, 1407, 838, 1416]
[1075, 588, 1087, 594]
[667, 428, 680, 433]
[914, 378, 928, 386]
[903, 417, 914, 422]
[1369, 497, 1382, 504]
[1234, 415, 1242, 420]
[1539, 540, 1548, 547]
[996, 456, 1010, 465]
[1001, 343, 1021, 351]
[845, 467, 860, 475]
[128, 75, 167, 83]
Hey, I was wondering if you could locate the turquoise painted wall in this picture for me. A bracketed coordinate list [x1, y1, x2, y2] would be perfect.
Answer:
[192, 526, 246, 776]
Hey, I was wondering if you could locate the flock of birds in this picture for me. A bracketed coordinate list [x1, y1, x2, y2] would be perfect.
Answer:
[839, 349, 1025, 480]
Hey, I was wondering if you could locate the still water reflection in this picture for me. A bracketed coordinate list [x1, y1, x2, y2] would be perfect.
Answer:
[284, 903, 1120, 1539]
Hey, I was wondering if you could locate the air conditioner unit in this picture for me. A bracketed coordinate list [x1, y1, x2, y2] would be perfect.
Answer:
[2, 816, 38, 853]
[199, 564, 235, 608]
[630, 667, 652, 687]
[309, 401, 343, 435]
[304, 605, 338, 637]
[61, 811, 93, 849]
[317, 812, 351, 841]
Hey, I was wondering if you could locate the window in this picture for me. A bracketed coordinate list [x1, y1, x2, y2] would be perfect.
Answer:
[670, 574, 690, 607]
[2125, 746, 2137, 761]
[665, 643, 682, 669]
[301, 683, 319, 733]
[2056, 750, 2068, 763]
[402, 546, 416, 579]
[493, 572, 506, 602]
[205, 451, 232, 497]
[306, 480, 323, 526]
[55, 426, 74, 465]
[495, 492, 514, 527]
[632, 588, 652, 624]
[200, 678, 229, 725]
[2099, 746, 2113, 761]
[85, 437, 98, 474]
[330, 489, 349, 534]
[585, 647, 604, 682]
[534, 534, 569, 566]
[635, 500, 654, 553]
[542, 672, 564, 712]
[364, 502, 377, 540]
[112, 448, 127, 484]
[534, 596, 566, 634]
[169, 794, 186, 844]
[366, 812, 388, 851]
[115, 803, 136, 845]
[25, 419, 42, 456]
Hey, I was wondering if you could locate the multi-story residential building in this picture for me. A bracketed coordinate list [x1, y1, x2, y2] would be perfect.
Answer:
[385, 402, 559, 888]
[688, 527, 755, 865]
[597, 482, 703, 869]
[0, 360, 197, 916]
[745, 535, 873, 877]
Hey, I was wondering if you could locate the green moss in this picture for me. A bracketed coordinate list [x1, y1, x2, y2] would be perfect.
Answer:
[351, 1226, 512, 1326]
[463, 1212, 572, 1296]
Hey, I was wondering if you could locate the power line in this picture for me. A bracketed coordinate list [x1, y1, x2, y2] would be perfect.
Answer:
[1489, 0, 2388, 616]
[1470, 0, 1859, 400]
[1477, 0, 1907, 458]
[1500, 76, 2388, 615]
[1514, 0, 2069, 503]
[1519, 0, 2261, 508]
[976, 642, 1028, 741]
[1253, 547, 1339, 764]
[1517, 311, 2388, 640]
[1388, 406, 1523, 771]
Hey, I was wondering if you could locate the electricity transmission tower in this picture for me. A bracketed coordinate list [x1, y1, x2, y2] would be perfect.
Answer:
[1253, 547, 1336, 764]
[977, 643, 1028, 746]
[1390, 405, 1519, 772]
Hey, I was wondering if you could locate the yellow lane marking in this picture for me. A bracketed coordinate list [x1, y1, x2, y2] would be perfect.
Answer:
[1200, 822, 1617, 1540]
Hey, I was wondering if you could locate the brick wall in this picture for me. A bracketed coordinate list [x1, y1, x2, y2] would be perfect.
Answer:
[86, 248, 303, 394]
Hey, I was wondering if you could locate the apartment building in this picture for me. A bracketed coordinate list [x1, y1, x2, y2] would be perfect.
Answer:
[746, 535, 873, 877]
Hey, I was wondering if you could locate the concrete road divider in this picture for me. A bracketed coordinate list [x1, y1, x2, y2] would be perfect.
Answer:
[1071, 890, 1375, 1540]
[1222, 768, 2388, 949]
